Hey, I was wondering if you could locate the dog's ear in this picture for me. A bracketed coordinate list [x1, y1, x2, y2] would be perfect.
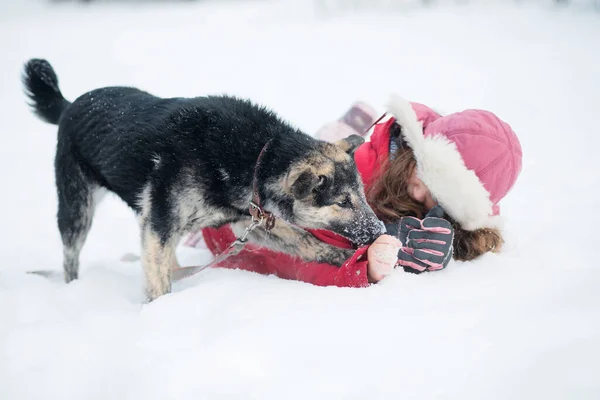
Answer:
[335, 134, 364, 155]
[287, 168, 319, 200]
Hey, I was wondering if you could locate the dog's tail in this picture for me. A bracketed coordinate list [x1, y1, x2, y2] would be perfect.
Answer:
[22, 59, 71, 125]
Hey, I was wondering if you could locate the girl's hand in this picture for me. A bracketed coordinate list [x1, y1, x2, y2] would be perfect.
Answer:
[367, 234, 402, 283]
[396, 206, 455, 273]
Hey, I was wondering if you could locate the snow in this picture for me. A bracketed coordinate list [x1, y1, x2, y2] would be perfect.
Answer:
[1, 0, 600, 399]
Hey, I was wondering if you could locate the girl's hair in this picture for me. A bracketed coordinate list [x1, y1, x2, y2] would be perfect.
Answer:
[366, 123, 504, 262]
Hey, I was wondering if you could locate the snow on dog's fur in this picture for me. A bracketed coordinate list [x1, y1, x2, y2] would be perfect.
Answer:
[22, 59, 384, 302]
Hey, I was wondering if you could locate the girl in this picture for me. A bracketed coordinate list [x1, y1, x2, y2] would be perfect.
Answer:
[182, 95, 522, 286]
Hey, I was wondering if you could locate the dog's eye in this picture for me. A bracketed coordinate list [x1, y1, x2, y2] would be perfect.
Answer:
[318, 175, 327, 186]
[336, 197, 352, 208]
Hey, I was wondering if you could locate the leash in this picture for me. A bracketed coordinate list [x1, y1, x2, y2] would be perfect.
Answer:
[360, 112, 388, 137]
[171, 217, 261, 281]
[172, 139, 276, 282]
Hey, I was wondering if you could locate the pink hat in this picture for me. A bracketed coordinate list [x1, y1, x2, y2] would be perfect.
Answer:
[386, 95, 522, 231]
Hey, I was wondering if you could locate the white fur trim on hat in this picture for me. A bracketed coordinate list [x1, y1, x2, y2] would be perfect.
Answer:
[385, 94, 502, 231]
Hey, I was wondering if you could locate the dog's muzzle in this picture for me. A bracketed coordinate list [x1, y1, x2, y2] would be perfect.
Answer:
[342, 212, 386, 246]
[358, 219, 386, 245]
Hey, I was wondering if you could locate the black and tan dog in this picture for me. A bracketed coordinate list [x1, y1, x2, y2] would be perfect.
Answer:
[22, 59, 384, 301]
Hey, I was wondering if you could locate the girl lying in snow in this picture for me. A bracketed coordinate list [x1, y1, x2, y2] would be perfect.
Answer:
[181, 98, 522, 287]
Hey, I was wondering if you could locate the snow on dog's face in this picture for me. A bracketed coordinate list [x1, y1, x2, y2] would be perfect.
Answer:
[282, 135, 385, 246]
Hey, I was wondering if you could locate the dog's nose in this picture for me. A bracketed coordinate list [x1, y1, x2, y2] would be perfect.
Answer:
[367, 230, 385, 245]
[360, 221, 386, 245]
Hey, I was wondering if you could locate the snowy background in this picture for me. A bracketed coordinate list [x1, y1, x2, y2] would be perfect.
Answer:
[1, 0, 599, 399]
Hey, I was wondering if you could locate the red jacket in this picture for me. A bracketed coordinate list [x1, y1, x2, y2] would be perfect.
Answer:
[201, 112, 428, 288]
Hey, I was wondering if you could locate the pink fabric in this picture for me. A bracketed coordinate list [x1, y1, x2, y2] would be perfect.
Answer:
[398, 248, 443, 270]
[413, 239, 446, 245]
[184, 230, 207, 248]
[411, 102, 522, 217]
[314, 101, 378, 142]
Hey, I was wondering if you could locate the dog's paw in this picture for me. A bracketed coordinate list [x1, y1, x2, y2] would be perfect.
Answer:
[144, 282, 172, 303]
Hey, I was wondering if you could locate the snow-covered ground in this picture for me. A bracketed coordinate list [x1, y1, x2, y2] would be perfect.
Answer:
[1, 0, 599, 399]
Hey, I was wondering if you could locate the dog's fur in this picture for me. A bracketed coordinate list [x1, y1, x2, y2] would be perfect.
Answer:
[22, 59, 384, 301]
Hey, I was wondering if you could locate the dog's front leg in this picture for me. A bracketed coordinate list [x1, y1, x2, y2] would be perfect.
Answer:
[140, 224, 179, 302]
[231, 219, 356, 267]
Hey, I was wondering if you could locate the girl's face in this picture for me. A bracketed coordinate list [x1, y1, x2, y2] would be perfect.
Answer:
[407, 167, 437, 211]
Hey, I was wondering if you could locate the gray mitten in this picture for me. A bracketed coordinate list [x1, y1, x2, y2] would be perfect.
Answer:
[386, 206, 454, 274]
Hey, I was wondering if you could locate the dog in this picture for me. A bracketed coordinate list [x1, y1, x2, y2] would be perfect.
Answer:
[22, 59, 385, 301]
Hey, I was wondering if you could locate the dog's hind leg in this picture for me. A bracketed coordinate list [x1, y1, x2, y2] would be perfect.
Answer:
[55, 153, 98, 283]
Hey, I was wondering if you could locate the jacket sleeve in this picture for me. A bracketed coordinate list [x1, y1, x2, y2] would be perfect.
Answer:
[293, 246, 370, 288]
[200, 226, 371, 288]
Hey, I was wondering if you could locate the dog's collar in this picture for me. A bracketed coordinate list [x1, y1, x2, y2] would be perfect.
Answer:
[249, 139, 276, 231]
